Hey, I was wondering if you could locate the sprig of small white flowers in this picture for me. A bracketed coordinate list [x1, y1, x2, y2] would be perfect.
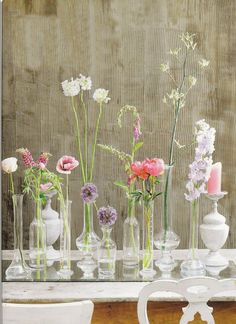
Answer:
[61, 74, 110, 104]
[93, 88, 111, 104]
[185, 120, 216, 202]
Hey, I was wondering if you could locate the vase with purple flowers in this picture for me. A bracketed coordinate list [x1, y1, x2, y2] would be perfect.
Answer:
[76, 183, 100, 268]
[97, 205, 118, 278]
[181, 120, 215, 277]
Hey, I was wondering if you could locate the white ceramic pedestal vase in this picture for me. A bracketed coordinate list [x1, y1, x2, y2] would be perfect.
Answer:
[200, 192, 229, 271]
[41, 190, 60, 260]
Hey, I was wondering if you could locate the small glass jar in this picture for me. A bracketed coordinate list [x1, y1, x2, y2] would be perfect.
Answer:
[98, 226, 117, 278]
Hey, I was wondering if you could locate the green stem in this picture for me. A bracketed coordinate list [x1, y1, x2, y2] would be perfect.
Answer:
[81, 91, 88, 181]
[9, 173, 15, 195]
[89, 103, 103, 181]
[71, 96, 86, 183]
[191, 200, 197, 259]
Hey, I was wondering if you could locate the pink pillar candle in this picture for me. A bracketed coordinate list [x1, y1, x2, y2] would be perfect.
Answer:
[207, 162, 222, 194]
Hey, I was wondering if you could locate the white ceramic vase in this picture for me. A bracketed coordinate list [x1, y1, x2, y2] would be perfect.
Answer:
[42, 190, 60, 260]
[200, 192, 229, 268]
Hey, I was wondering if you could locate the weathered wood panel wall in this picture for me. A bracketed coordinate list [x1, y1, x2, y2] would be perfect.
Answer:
[2, 0, 236, 249]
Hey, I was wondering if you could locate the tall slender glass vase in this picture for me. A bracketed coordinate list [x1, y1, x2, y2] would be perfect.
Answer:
[5, 194, 32, 280]
[98, 226, 117, 278]
[181, 198, 205, 277]
[140, 200, 156, 277]
[76, 203, 100, 271]
[29, 199, 47, 269]
[154, 165, 180, 275]
[58, 200, 73, 276]
[123, 197, 140, 267]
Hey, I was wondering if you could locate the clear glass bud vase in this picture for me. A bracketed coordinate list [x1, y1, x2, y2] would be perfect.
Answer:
[154, 165, 180, 275]
[58, 200, 73, 277]
[123, 197, 140, 267]
[29, 199, 47, 269]
[181, 198, 205, 277]
[5, 194, 32, 280]
[76, 203, 100, 271]
[140, 200, 156, 277]
[98, 226, 117, 278]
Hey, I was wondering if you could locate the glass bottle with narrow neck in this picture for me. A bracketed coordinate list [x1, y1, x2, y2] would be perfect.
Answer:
[5, 194, 32, 280]
[123, 197, 140, 267]
[98, 226, 116, 278]
[154, 165, 180, 275]
[76, 203, 100, 270]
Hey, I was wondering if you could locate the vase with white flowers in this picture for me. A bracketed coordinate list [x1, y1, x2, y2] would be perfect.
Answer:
[155, 32, 210, 273]
[2, 157, 32, 280]
[61, 75, 111, 263]
[181, 120, 216, 277]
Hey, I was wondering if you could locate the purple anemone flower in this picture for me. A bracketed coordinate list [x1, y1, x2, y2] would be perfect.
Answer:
[97, 206, 117, 227]
[81, 183, 98, 203]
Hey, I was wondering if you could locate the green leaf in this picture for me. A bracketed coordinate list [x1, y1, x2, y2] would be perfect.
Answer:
[114, 181, 129, 192]
[133, 141, 143, 153]
[152, 191, 162, 200]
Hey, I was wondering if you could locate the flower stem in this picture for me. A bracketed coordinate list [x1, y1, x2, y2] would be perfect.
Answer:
[71, 96, 86, 183]
[89, 103, 103, 181]
[9, 173, 15, 195]
[81, 91, 88, 181]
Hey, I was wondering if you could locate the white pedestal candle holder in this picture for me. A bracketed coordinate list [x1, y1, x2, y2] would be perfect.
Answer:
[200, 192, 229, 268]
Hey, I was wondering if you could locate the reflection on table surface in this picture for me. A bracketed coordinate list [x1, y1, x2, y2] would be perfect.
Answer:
[2, 259, 236, 282]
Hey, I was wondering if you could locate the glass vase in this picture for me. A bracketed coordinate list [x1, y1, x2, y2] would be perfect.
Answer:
[181, 198, 206, 277]
[29, 199, 47, 269]
[76, 203, 100, 272]
[98, 226, 117, 278]
[140, 200, 156, 277]
[123, 197, 140, 267]
[58, 200, 73, 277]
[154, 165, 180, 275]
[5, 194, 32, 280]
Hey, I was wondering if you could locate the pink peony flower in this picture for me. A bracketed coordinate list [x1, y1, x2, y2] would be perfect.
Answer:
[40, 182, 53, 192]
[129, 158, 165, 183]
[143, 158, 165, 177]
[130, 161, 149, 180]
[56, 155, 79, 174]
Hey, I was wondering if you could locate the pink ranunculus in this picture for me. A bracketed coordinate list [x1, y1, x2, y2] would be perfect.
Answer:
[40, 182, 53, 192]
[56, 155, 79, 174]
[143, 158, 165, 177]
[130, 161, 149, 180]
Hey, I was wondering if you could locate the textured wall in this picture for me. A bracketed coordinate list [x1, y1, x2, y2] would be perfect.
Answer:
[2, 0, 236, 249]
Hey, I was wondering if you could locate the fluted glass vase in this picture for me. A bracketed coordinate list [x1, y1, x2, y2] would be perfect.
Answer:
[181, 198, 205, 277]
[140, 200, 156, 277]
[98, 226, 117, 278]
[5, 194, 31, 280]
[154, 165, 180, 275]
[76, 203, 100, 271]
[58, 200, 73, 277]
[123, 197, 140, 267]
[29, 199, 47, 269]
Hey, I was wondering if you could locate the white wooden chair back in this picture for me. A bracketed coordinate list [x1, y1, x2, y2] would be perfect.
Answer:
[137, 277, 234, 324]
[2, 300, 94, 324]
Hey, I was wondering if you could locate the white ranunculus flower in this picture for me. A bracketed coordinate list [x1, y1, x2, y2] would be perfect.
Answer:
[61, 77, 80, 96]
[1, 157, 18, 173]
[78, 74, 92, 91]
[93, 88, 111, 104]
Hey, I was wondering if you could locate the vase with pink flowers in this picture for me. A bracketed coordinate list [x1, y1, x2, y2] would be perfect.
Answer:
[130, 158, 165, 277]
[61, 76, 111, 264]
[99, 105, 143, 267]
